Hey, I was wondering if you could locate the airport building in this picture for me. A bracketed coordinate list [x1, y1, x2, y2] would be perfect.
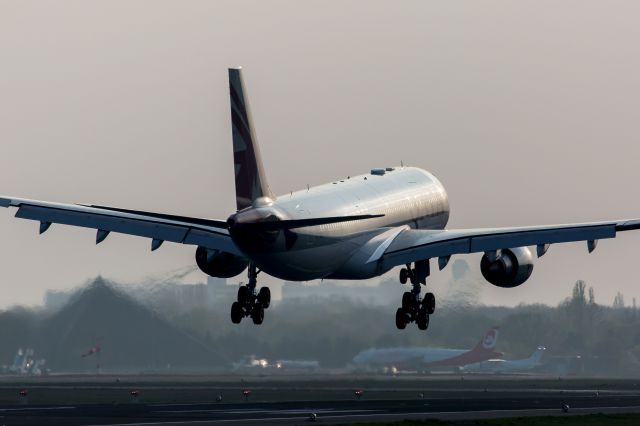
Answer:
[207, 277, 241, 305]
[281, 279, 399, 305]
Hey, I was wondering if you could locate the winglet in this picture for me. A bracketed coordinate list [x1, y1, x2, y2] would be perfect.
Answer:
[229, 67, 274, 210]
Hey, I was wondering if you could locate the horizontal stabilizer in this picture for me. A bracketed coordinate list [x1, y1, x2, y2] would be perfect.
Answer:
[238, 214, 384, 231]
[82, 205, 228, 229]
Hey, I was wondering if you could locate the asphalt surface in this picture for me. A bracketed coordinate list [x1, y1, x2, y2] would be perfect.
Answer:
[0, 380, 640, 426]
[3, 392, 640, 425]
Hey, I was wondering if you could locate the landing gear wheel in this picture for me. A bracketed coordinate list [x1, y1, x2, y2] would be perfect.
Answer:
[237, 286, 251, 305]
[251, 304, 265, 325]
[230, 302, 243, 324]
[417, 310, 430, 330]
[257, 287, 271, 309]
[231, 263, 270, 325]
[399, 268, 409, 284]
[395, 308, 407, 330]
[401, 292, 415, 311]
[423, 292, 435, 315]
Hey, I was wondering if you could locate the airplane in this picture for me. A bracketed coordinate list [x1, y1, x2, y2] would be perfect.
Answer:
[461, 346, 546, 374]
[8, 348, 45, 376]
[274, 360, 320, 371]
[232, 355, 269, 370]
[352, 327, 501, 372]
[2, 67, 640, 330]
[81, 344, 101, 358]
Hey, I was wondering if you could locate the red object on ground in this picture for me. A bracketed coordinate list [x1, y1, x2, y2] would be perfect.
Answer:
[18, 390, 28, 397]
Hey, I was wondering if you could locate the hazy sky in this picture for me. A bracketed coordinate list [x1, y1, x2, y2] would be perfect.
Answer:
[2, 1, 640, 308]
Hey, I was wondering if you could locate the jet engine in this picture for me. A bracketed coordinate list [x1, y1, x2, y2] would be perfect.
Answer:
[480, 247, 534, 288]
[195, 246, 248, 278]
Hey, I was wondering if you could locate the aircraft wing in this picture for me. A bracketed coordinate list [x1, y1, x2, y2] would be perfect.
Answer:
[0, 196, 241, 255]
[379, 219, 640, 268]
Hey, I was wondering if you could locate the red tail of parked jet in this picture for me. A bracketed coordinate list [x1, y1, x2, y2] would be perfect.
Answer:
[472, 327, 499, 352]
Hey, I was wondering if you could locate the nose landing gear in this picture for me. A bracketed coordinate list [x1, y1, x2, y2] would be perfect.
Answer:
[230, 263, 271, 325]
[395, 259, 436, 331]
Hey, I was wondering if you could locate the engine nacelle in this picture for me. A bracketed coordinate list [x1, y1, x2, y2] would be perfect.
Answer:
[195, 246, 248, 278]
[480, 246, 534, 288]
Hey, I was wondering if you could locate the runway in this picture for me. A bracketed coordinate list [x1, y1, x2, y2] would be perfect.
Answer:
[2, 375, 640, 425]
[3, 392, 640, 425]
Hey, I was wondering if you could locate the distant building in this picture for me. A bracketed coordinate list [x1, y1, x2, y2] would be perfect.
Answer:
[207, 277, 239, 305]
[44, 290, 71, 312]
[282, 279, 398, 305]
[175, 283, 209, 309]
[125, 281, 211, 311]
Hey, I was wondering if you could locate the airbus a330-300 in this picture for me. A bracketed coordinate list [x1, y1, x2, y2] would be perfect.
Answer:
[2, 68, 639, 330]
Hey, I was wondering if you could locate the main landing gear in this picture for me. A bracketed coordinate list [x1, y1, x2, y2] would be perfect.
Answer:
[230, 263, 271, 325]
[396, 259, 436, 331]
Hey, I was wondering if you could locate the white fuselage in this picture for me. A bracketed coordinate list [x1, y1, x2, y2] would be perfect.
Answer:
[462, 349, 545, 373]
[352, 347, 467, 370]
[229, 167, 449, 281]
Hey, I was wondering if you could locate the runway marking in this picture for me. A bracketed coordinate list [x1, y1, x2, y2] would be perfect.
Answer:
[153, 408, 380, 415]
[0, 406, 76, 412]
[92, 405, 640, 426]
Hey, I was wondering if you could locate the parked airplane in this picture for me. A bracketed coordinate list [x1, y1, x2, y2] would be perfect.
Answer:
[462, 346, 546, 374]
[2, 68, 640, 330]
[8, 348, 46, 376]
[275, 360, 320, 370]
[352, 327, 501, 372]
[232, 355, 269, 370]
[81, 344, 101, 358]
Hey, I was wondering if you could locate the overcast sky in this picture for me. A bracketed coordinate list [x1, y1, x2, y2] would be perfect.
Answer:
[1, 1, 640, 308]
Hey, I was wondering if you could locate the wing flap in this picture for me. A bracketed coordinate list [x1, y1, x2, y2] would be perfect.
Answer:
[381, 221, 622, 268]
[468, 224, 616, 252]
[182, 228, 237, 252]
[16, 205, 190, 242]
[1, 196, 240, 255]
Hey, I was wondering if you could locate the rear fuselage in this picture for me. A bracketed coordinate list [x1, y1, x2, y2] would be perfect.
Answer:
[228, 167, 449, 281]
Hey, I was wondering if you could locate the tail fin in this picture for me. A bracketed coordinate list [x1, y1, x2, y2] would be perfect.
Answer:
[228, 67, 274, 210]
[529, 346, 546, 363]
[472, 327, 499, 352]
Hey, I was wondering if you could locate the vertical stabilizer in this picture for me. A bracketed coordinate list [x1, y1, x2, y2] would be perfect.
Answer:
[228, 67, 274, 210]
[472, 327, 499, 352]
[529, 346, 546, 364]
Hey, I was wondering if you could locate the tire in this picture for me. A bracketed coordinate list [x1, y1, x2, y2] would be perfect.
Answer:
[399, 268, 408, 284]
[257, 287, 271, 309]
[230, 302, 243, 324]
[423, 292, 436, 315]
[401, 292, 414, 311]
[417, 311, 429, 330]
[395, 308, 407, 330]
[252, 304, 265, 325]
[237, 286, 250, 305]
